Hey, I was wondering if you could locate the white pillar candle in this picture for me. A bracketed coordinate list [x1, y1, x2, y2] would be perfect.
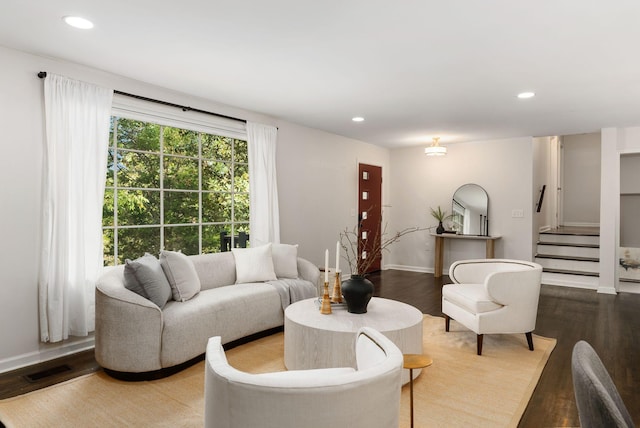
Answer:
[325, 249, 329, 282]
[335, 241, 340, 272]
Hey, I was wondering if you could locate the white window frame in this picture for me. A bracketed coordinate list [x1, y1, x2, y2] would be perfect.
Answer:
[105, 94, 249, 265]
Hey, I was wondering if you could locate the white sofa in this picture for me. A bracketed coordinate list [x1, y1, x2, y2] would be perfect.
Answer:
[95, 247, 319, 373]
[204, 327, 404, 428]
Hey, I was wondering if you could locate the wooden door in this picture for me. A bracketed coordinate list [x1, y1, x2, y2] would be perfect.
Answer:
[358, 163, 382, 273]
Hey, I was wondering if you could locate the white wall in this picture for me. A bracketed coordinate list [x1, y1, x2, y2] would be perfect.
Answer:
[600, 127, 640, 294]
[533, 137, 553, 233]
[275, 122, 389, 267]
[0, 45, 388, 371]
[620, 153, 640, 247]
[387, 137, 535, 272]
[562, 132, 601, 226]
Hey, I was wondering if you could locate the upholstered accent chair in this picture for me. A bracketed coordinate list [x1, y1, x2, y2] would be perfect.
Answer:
[442, 259, 543, 355]
[204, 327, 404, 428]
[572, 340, 635, 428]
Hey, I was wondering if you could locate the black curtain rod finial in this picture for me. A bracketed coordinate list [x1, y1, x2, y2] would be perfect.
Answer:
[38, 71, 47, 78]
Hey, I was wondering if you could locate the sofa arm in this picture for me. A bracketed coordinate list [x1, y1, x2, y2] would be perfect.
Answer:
[95, 267, 164, 372]
[297, 257, 320, 284]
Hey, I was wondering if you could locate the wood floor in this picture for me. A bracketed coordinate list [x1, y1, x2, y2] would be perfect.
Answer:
[2, 269, 639, 427]
[369, 269, 640, 427]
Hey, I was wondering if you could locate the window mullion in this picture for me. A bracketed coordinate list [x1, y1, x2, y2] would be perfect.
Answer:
[198, 133, 203, 254]
[113, 118, 119, 265]
[230, 141, 235, 247]
[159, 126, 165, 251]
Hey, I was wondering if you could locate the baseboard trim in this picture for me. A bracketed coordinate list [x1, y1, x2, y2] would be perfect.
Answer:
[0, 336, 95, 374]
[539, 225, 551, 233]
[597, 286, 618, 295]
[383, 264, 434, 274]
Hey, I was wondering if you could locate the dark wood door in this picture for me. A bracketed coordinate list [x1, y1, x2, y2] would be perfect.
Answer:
[358, 163, 382, 273]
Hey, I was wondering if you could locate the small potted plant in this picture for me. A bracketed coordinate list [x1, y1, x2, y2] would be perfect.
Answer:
[430, 206, 451, 234]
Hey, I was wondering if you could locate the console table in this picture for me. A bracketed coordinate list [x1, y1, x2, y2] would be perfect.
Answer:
[432, 233, 502, 277]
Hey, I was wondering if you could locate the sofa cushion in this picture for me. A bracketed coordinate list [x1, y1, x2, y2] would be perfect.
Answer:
[160, 250, 201, 302]
[123, 253, 172, 309]
[442, 283, 503, 314]
[232, 244, 277, 283]
[161, 283, 284, 367]
[190, 252, 237, 291]
[272, 243, 299, 279]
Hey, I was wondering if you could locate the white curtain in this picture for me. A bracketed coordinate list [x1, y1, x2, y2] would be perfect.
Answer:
[39, 74, 113, 342]
[247, 122, 280, 246]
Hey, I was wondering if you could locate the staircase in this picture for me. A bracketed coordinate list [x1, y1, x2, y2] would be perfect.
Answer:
[536, 227, 600, 290]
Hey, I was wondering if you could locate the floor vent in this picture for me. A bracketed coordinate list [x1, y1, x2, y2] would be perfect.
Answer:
[23, 364, 72, 383]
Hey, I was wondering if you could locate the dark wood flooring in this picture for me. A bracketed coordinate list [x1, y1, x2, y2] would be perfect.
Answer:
[1, 269, 639, 427]
[369, 269, 640, 428]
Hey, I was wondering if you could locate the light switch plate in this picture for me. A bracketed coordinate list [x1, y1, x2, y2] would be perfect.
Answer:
[512, 209, 524, 218]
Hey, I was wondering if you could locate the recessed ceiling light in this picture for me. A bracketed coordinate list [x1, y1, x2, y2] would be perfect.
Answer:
[352, 117, 365, 122]
[517, 92, 535, 99]
[63, 16, 94, 29]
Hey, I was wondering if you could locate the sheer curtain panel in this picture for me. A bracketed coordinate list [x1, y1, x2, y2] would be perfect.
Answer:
[39, 74, 113, 342]
[247, 122, 280, 247]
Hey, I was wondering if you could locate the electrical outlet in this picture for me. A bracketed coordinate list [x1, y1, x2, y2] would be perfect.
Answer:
[512, 209, 524, 218]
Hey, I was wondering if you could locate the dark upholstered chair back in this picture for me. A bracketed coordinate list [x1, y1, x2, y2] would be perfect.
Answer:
[571, 340, 635, 428]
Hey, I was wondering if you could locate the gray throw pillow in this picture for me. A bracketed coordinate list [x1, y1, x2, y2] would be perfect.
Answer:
[124, 253, 172, 309]
[160, 250, 201, 302]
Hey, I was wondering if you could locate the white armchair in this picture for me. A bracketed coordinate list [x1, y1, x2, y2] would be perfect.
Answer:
[204, 327, 404, 428]
[442, 259, 543, 355]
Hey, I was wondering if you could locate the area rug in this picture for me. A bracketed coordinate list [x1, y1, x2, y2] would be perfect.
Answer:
[0, 315, 555, 428]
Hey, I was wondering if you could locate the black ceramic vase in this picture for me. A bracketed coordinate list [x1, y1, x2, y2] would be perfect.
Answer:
[436, 221, 445, 234]
[341, 275, 374, 314]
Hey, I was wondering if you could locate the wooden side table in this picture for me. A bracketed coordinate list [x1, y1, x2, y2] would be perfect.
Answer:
[403, 354, 433, 428]
[431, 233, 501, 277]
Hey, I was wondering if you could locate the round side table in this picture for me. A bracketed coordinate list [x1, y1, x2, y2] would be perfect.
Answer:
[284, 297, 423, 385]
[403, 354, 433, 428]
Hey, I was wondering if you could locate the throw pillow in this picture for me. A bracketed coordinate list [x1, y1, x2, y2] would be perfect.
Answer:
[124, 253, 172, 309]
[160, 250, 201, 302]
[272, 243, 299, 279]
[232, 244, 277, 283]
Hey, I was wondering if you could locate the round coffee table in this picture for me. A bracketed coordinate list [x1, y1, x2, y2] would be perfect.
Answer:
[284, 297, 423, 384]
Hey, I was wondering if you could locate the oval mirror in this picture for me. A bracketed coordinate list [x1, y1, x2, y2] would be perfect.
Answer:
[451, 184, 489, 235]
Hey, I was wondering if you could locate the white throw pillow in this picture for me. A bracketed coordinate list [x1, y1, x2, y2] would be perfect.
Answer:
[232, 244, 277, 284]
[272, 243, 299, 279]
[160, 250, 201, 302]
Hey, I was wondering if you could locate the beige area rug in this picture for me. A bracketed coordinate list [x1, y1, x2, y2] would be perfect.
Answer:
[0, 315, 555, 428]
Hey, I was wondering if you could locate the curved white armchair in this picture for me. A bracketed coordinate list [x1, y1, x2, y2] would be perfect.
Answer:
[442, 259, 543, 355]
[204, 327, 403, 428]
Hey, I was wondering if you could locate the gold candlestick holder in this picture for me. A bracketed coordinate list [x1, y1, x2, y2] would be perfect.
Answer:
[331, 270, 342, 303]
[320, 281, 332, 314]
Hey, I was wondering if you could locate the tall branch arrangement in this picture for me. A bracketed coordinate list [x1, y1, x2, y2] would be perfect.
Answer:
[340, 223, 428, 276]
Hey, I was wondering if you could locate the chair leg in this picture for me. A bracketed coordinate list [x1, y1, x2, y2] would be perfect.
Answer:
[526, 332, 534, 351]
[445, 315, 450, 332]
[477, 334, 483, 355]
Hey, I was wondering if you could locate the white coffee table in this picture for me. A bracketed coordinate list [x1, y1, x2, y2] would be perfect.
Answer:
[284, 297, 423, 383]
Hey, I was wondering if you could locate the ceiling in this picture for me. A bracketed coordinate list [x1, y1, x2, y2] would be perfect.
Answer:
[2, 1, 640, 148]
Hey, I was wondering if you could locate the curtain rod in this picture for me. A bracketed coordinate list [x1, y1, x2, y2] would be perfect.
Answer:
[37, 71, 247, 125]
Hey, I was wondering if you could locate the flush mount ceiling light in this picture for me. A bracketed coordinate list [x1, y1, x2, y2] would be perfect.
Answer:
[63, 16, 94, 29]
[425, 137, 446, 156]
[352, 117, 365, 122]
[517, 91, 535, 99]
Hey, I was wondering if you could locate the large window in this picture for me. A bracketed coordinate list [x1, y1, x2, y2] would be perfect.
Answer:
[103, 117, 249, 265]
